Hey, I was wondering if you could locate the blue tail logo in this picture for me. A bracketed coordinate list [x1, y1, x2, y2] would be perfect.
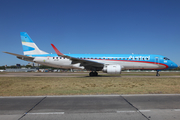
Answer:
[20, 32, 48, 55]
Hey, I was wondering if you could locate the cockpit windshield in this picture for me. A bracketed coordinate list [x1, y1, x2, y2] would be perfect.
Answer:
[164, 57, 170, 60]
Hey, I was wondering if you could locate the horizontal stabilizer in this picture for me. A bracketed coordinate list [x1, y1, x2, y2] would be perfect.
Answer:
[3, 51, 34, 62]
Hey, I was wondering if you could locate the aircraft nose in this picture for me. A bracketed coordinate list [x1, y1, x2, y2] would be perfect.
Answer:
[173, 63, 178, 68]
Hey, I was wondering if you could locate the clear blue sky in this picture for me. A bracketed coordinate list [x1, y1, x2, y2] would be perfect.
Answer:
[0, 0, 180, 66]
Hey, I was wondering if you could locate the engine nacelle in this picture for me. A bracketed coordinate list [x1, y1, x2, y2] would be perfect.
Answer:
[103, 65, 121, 74]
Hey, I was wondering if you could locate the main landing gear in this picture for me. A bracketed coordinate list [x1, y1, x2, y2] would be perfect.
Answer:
[156, 70, 160, 76]
[89, 71, 98, 76]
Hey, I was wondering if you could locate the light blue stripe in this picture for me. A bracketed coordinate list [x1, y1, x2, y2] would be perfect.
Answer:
[20, 32, 34, 43]
[22, 45, 35, 52]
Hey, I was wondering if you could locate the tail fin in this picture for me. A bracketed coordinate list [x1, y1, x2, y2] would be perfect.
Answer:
[20, 32, 49, 55]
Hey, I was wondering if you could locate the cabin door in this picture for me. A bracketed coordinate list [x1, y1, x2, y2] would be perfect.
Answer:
[155, 57, 159, 64]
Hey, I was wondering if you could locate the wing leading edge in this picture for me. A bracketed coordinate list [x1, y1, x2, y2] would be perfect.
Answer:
[51, 44, 104, 70]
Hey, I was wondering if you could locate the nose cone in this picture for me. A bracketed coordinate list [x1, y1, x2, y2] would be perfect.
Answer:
[172, 62, 178, 69]
[174, 63, 178, 68]
[169, 61, 178, 69]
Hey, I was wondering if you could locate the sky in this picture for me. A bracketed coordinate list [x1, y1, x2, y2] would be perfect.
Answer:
[0, 0, 180, 66]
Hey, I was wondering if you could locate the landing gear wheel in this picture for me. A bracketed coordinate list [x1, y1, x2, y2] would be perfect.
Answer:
[94, 72, 98, 76]
[89, 72, 94, 76]
[156, 71, 160, 76]
[156, 73, 160, 76]
[89, 72, 98, 76]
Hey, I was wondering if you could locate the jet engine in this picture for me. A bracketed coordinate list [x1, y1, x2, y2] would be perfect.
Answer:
[103, 64, 122, 74]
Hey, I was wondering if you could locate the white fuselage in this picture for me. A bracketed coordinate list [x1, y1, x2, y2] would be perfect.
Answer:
[33, 56, 167, 70]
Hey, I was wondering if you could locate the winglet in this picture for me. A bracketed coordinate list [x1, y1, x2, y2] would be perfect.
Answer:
[51, 44, 64, 56]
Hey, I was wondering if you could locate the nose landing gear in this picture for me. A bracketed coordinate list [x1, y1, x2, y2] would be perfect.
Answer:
[156, 70, 160, 76]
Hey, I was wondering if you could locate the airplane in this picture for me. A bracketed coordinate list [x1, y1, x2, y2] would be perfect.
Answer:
[4, 32, 178, 76]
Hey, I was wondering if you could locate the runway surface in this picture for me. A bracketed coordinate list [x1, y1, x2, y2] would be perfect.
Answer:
[0, 95, 180, 120]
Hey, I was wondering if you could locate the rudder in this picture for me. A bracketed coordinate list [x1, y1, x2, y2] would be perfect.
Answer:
[20, 32, 49, 55]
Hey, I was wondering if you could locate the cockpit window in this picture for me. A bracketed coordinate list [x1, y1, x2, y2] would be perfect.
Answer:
[164, 57, 170, 60]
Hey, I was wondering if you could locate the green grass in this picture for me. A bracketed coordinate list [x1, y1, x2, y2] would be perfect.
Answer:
[72, 71, 180, 77]
[121, 72, 180, 76]
[0, 76, 180, 96]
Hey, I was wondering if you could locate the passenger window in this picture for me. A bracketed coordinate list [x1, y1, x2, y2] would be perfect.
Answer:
[56, 57, 58, 59]
[139, 58, 141, 60]
[146, 58, 149, 60]
[143, 58, 144, 60]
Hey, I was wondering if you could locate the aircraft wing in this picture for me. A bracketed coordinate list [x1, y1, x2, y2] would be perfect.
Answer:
[3, 52, 34, 62]
[51, 44, 104, 69]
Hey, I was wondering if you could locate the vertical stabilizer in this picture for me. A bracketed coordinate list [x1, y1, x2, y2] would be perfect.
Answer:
[20, 32, 49, 55]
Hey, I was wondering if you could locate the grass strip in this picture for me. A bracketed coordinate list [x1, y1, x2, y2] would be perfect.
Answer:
[0, 77, 180, 96]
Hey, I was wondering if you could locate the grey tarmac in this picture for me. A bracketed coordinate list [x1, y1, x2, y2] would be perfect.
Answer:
[0, 95, 180, 120]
